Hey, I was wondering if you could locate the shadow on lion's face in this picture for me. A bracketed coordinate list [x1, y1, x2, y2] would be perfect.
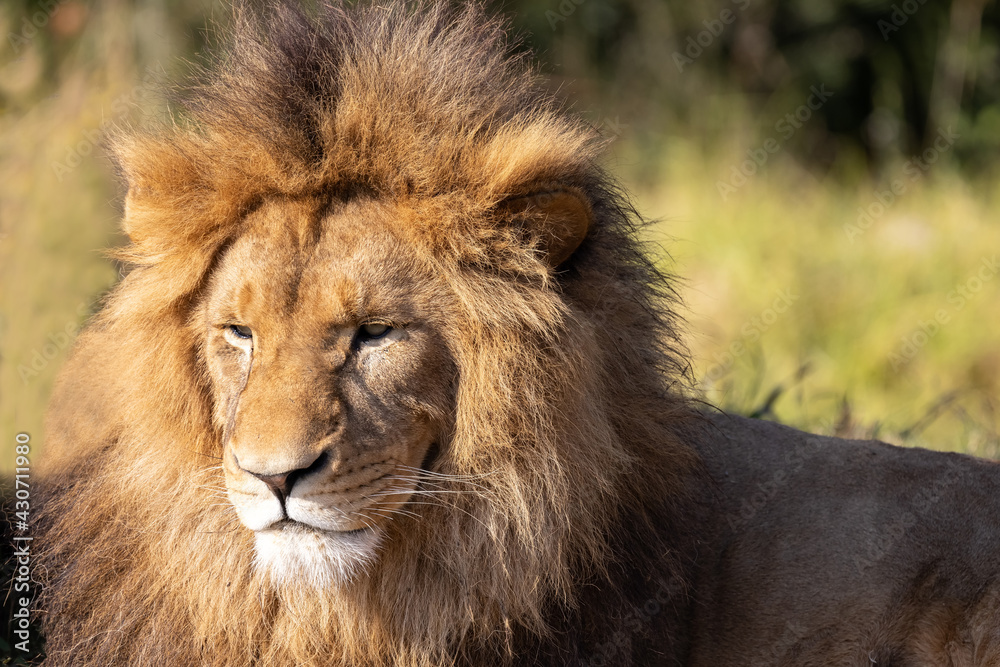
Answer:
[202, 196, 457, 588]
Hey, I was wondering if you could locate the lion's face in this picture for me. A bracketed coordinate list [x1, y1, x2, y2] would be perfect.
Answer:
[202, 197, 456, 587]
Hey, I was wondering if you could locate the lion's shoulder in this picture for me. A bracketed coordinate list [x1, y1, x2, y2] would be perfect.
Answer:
[689, 411, 1000, 664]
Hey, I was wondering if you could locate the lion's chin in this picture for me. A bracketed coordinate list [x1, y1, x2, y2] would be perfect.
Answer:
[253, 522, 382, 589]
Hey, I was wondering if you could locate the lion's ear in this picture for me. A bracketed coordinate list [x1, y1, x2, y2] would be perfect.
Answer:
[500, 187, 592, 267]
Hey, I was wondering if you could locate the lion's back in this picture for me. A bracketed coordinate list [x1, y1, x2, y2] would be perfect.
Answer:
[690, 412, 1000, 665]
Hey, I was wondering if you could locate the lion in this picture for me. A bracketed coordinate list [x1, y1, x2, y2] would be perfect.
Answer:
[32, 2, 1000, 666]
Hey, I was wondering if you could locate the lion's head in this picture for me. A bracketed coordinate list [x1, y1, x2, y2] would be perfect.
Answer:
[206, 190, 589, 587]
[36, 3, 699, 665]
[205, 197, 459, 587]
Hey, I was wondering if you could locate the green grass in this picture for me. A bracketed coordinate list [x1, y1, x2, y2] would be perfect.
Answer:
[0, 70, 123, 475]
[633, 142, 1000, 455]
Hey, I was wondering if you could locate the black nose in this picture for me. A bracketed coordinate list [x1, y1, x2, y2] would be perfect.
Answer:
[245, 451, 329, 504]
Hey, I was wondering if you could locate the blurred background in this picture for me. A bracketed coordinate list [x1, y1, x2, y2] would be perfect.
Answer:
[1, 0, 999, 481]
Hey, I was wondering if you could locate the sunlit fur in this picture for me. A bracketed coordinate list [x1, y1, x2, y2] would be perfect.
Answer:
[254, 525, 383, 589]
[35, 2, 701, 665]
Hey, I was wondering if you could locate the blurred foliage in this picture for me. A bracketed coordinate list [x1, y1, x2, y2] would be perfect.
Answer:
[499, 0, 1000, 180]
[0, 0, 997, 500]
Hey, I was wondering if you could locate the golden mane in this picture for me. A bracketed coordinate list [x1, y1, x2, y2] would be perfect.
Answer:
[36, 2, 702, 665]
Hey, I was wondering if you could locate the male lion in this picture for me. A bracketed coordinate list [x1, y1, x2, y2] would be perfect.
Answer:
[34, 2, 1000, 666]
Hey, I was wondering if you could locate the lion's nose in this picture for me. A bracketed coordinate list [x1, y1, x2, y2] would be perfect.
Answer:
[252, 471, 295, 502]
[242, 451, 329, 505]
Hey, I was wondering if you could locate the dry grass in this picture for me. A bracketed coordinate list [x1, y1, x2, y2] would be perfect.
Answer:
[635, 143, 999, 455]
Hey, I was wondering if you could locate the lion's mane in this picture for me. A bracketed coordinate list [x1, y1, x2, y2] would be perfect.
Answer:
[36, 3, 703, 665]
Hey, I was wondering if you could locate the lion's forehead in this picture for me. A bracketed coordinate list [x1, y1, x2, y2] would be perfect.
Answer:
[212, 198, 431, 329]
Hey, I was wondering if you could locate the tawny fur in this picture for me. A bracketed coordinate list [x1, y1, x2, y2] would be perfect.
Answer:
[35, 3, 702, 665]
[34, 3, 1000, 666]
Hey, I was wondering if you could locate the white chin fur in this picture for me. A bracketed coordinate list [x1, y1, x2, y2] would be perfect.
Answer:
[254, 524, 382, 588]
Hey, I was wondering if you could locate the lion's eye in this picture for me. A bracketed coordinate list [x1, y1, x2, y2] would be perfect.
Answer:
[359, 323, 391, 340]
[227, 324, 253, 340]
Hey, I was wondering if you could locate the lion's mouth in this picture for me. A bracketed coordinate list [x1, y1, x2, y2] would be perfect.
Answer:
[233, 448, 437, 542]
[267, 518, 372, 537]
